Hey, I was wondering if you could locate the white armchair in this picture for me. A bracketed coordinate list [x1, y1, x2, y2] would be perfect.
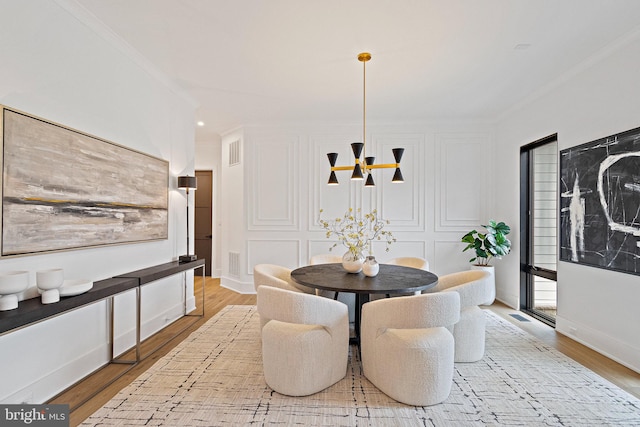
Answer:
[257, 285, 349, 396]
[309, 254, 342, 265]
[253, 263, 314, 294]
[425, 270, 492, 362]
[253, 263, 315, 328]
[361, 292, 460, 406]
[386, 257, 429, 270]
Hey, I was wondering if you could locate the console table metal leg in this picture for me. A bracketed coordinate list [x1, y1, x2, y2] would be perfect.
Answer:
[135, 286, 141, 362]
[109, 290, 139, 366]
[185, 265, 205, 317]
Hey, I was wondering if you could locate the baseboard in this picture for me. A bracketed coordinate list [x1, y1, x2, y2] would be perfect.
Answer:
[556, 315, 640, 374]
[220, 276, 255, 294]
[185, 294, 196, 314]
[495, 295, 518, 309]
[0, 342, 107, 404]
[1, 301, 187, 404]
[114, 301, 185, 355]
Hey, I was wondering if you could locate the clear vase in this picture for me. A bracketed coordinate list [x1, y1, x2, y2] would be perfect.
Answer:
[342, 249, 365, 273]
[362, 256, 380, 277]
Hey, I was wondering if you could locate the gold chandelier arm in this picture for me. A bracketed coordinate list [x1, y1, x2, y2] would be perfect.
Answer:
[365, 163, 401, 169]
[330, 165, 360, 171]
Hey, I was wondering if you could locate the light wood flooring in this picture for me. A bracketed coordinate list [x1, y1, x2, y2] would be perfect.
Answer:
[50, 277, 640, 426]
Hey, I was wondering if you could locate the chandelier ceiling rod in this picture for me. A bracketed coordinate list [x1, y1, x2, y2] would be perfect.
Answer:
[326, 52, 404, 186]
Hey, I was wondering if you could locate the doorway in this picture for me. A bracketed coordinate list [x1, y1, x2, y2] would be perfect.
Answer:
[520, 135, 558, 326]
[195, 170, 212, 275]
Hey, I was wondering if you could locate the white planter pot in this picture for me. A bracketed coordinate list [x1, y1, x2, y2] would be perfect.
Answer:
[470, 265, 495, 305]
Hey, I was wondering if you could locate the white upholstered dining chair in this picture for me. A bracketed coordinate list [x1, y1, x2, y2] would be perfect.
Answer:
[309, 253, 343, 265]
[361, 291, 460, 406]
[424, 269, 493, 362]
[253, 263, 313, 294]
[253, 263, 315, 328]
[257, 285, 349, 396]
[385, 256, 430, 270]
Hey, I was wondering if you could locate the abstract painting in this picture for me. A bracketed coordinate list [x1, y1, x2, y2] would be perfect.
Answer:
[1, 107, 168, 256]
[559, 126, 640, 275]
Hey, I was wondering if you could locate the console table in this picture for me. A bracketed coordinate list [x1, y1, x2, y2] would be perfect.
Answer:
[113, 260, 206, 363]
[0, 259, 205, 409]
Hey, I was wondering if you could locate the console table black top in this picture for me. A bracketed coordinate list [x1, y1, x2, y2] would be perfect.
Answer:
[291, 263, 438, 295]
[114, 259, 205, 285]
[0, 277, 138, 335]
[0, 259, 205, 335]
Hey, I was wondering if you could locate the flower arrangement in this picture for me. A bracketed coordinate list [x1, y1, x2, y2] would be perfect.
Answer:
[319, 208, 395, 256]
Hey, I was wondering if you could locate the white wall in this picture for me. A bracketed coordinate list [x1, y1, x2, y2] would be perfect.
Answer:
[195, 136, 222, 277]
[495, 30, 640, 372]
[219, 122, 497, 293]
[0, 1, 196, 403]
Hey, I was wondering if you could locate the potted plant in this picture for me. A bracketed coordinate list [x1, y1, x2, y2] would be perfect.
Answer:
[461, 220, 511, 304]
[461, 220, 511, 266]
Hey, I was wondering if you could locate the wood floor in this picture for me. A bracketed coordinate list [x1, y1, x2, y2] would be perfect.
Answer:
[50, 277, 640, 426]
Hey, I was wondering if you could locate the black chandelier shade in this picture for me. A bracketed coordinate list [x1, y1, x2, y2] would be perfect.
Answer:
[326, 145, 404, 186]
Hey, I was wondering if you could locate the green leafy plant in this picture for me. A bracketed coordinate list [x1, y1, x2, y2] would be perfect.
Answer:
[319, 208, 395, 255]
[461, 220, 511, 266]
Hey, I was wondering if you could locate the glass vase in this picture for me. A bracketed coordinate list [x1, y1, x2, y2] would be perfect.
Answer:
[342, 249, 365, 273]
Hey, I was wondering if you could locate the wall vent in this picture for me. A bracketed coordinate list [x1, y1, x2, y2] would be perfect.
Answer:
[228, 251, 240, 276]
[229, 140, 240, 166]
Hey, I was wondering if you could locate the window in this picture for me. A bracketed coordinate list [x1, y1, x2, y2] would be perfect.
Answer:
[520, 135, 558, 326]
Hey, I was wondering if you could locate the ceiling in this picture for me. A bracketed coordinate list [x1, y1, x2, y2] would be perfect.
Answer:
[74, 0, 640, 140]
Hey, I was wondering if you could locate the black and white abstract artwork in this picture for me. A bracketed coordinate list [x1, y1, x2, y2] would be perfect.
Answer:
[1, 107, 169, 256]
[559, 126, 640, 275]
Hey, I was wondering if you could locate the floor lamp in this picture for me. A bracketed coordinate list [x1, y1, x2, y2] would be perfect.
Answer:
[178, 175, 198, 263]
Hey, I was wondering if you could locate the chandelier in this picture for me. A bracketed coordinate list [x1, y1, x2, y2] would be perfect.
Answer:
[326, 52, 404, 186]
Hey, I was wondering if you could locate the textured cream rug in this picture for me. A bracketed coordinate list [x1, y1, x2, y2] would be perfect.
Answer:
[82, 305, 640, 426]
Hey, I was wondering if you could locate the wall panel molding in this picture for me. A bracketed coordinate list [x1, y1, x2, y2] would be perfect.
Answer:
[374, 133, 426, 231]
[435, 133, 491, 231]
[248, 135, 300, 230]
[433, 239, 469, 275]
[247, 239, 301, 274]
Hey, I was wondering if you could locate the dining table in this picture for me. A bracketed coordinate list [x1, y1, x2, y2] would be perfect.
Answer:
[290, 263, 439, 344]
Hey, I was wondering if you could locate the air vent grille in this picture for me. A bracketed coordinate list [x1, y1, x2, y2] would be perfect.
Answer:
[228, 251, 240, 276]
[229, 140, 240, 166]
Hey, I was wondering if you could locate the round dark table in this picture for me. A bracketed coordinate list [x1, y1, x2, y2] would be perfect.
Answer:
[291, 263, 438, 344]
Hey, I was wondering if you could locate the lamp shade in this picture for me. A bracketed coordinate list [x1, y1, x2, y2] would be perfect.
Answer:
[178, 176, 197, 189]
[328, 171, 339, 185]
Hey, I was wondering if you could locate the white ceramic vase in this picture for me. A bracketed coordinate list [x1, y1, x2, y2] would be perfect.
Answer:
[362, 256, 379, 277]
[37, 268, 64, 304]
[342, 249, 365, 273]
[0, 270, 29, 311]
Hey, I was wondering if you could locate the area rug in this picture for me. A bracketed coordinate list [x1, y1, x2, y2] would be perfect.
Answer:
[82, 306, 640, 426]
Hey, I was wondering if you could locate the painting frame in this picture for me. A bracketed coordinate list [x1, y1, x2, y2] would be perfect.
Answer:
[559, 126, 640, 276]
[1, 106, 169, 257]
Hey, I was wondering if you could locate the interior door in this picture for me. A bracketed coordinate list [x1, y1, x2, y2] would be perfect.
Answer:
[195, 170, 212, 275]
[520, 135, 558, 326]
